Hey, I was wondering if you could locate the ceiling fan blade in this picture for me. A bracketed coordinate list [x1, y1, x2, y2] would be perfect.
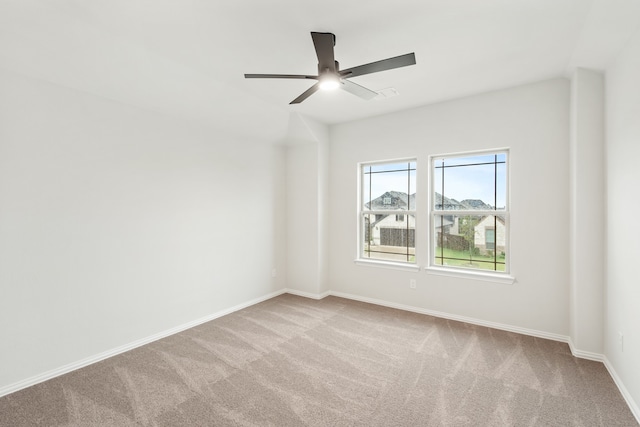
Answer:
[340, 79, 378, 100]
[311, 32, 336, 73]
[290, 82, 320, 104]
[244, 74, 317, 79]
[340, 53, 416, 78]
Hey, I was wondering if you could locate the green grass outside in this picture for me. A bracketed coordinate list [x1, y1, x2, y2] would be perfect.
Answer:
[434, 247, 506, 272]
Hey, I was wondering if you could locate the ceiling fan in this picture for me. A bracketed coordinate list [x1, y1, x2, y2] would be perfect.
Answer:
[244, 32, 416, 104]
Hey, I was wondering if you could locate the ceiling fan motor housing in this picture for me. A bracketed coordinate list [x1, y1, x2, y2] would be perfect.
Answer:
[319, 61, 340, 76]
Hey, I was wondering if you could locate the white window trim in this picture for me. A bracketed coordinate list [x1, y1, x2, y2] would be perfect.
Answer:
[355, 259, 421, 272]
[425, 265, 515, 284]
[428, 148, 512, 279]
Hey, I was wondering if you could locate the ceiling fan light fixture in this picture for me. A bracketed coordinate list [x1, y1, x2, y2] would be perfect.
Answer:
[319, 73, 340, 91]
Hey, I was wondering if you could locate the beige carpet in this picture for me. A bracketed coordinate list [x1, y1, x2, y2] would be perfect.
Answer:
[0, 294, 637, 426]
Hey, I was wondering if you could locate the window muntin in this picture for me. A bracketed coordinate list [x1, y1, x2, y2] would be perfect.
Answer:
[431, 151, 508, 273]
[360, 160, 416, 264]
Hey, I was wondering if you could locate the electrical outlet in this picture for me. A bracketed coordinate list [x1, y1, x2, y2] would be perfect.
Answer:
[271, 268, 277, 278]
[409, 279, 416, 289]
[619, 332, 624, 352]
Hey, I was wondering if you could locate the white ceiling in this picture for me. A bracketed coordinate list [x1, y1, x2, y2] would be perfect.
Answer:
[1, 0, 640, 141]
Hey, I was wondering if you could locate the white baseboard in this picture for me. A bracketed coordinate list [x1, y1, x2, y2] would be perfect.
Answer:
[604, 356, 640, 424]
[3, 287, 637, 425]
[288, 290, 614, 367]
[329, 291, 570, 344]
[0, 288, 287, 398]
[321, 291, 639, 423]
[285, 288, 330, 300]
[567, 338, 604, 362]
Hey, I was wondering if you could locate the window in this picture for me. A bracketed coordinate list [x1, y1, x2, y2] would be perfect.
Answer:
[485, 227, 495, 250]
[360, 160, 416, 264]
[430, 151, 508, 272]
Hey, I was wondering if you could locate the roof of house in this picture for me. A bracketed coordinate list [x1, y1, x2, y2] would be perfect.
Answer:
[365, 191, 416, 210]
[434, 193, 464, 210]
[435, 195, 495, 210]
[459, 199, 494, 210]
[367, 192, 495, 212]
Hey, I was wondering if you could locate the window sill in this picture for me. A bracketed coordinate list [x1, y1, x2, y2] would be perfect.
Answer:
[425, 266, 516, 284]
[354, 259, 421, 272]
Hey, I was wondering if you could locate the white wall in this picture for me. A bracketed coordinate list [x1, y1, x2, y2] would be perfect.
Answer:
[605, 27, 640, 416]
[285, 114, 330, 296]
[0, 69, 287, 391]
[286, 142, 320, 294]
[329, 79, 571, 336]
[569, 68, 605, 356]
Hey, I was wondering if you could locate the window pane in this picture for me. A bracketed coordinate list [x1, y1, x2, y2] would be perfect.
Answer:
[362, 165, 372, 210]
[360, 159, 417, 265]
[443, 163, 495, 209]
[363, 162, 416, 211]
[363, 213, 416, 263]
[368, 162, 415, 173]
[436, 153, 500, 167]
[433, 155, 506, 211]
[433, 214, 506, 272]
[496, 162, 506, 210]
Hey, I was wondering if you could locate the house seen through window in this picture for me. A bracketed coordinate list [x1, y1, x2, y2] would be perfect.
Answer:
[360, 160, 416, 263]
[431, 151, 508, 272]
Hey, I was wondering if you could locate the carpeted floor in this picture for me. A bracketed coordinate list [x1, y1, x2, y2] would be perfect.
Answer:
[0, 294, 637, 426]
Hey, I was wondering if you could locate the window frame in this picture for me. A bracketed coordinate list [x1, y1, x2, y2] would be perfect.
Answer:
[356, 158, 419, 270]
[427, 149, 512, 279]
